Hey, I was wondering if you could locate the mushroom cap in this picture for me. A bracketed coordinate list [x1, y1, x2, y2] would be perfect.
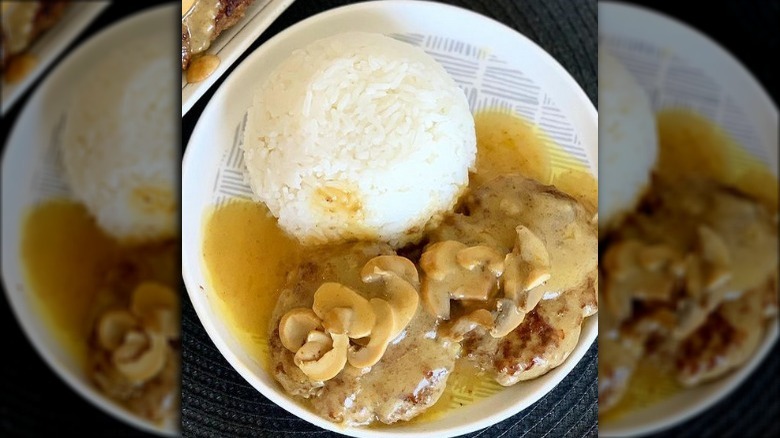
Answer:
[348, 298, 396, 368]
[305, 329, 332, 345]
[383, 275, 419, 339]
[97, 309, 138, 351]
[453, 245, 505, 300]
[279, 308, 322, 352]
[112, 330, 148, 361]
[456, 246, 505, 276]
[491, 299, 526, 338]
[420, 241, 465, 282]
[145, 307, 180, 340]
[361, 258, 420, 340]
[113, 330, 168, 384]
[696, 225, 732, 289]
[504, 226, 552, 300]
[321, 307, 354, 335]
[312, 283, 375, 338]
[294, 332, 349, 382]
[361, 255, 420, 287]
[420, 241, 502, 318]
[420, 241, 465, 319]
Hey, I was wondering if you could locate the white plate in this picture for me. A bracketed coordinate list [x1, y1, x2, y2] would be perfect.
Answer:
[181, 0, 296, 115]
[599, 2, 779, 436]
[182, 1, 597, 436]
[1, 5, 179, 436]
[1, 1, 108, 115]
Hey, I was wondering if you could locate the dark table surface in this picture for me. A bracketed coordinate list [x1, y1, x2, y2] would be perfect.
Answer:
[181, 0, 597, 437]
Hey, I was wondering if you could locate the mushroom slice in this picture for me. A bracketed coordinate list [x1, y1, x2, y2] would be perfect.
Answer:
[503, 226, 551, 309]
[420, 241, 502, 319]
[294, 332, 349, 382]
[348, 298, 396, 368]
[145, 307, 180, 340]
[361, 257, 419, 339]
[305, 329, 332, 345]
[321, 307, 354, 335]
[279, 308, 322, 352]
[447, 308, 494, 342]
[113, 330, 168, 384]
[454, 246, 505, 300]
[113, 330, 148, 362]
[312, 283, 375, 338]
[602, 239, 678, 322]
[384, 275, 419, 339]
[420, 241, 464, 283]
[697, 225, 731, 290]
[361, 255, 420, 287]
[491, 299, 526, 338]
[294, 334, 332, 362]
[97, 309, 138, 351]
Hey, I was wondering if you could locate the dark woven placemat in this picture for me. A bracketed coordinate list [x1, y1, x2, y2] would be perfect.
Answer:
[181, 0, 597, 437]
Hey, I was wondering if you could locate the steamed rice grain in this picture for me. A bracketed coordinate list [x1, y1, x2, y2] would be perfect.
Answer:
[241, 32, 476, 247]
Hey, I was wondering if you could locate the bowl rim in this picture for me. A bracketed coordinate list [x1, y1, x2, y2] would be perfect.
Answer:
[182, 1, 598, 437]
[0, 5, 179, 436]
[598, 2, 779, 436]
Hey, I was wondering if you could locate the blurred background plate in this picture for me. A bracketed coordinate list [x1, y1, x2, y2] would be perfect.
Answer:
[1, 1, 108, 115]
[181, 0, 296, 115]
[599, 2, 779, 436]
[1, 5, 179, 436]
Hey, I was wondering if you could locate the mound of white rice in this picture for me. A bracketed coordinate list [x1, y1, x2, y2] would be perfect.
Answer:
[598, 48, 657, 232]
[61, 34, 177, 243]
[241, 32, 476, 247]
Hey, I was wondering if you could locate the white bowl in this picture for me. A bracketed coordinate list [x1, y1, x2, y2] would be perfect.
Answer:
[182, 1, 597, 436]
[599, 3, 779, 436]
[1, 5, 179, 436]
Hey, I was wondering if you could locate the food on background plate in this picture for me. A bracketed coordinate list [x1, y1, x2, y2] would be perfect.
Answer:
[1, 0, 69, 82]
[181, 0, 255, 82]
[20, 31, 179, 424]
[597, 51, 779, 420]
[203, 31, 598, 427]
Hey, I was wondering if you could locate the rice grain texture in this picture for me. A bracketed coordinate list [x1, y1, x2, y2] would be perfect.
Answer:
[241, 32, 476, 247]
